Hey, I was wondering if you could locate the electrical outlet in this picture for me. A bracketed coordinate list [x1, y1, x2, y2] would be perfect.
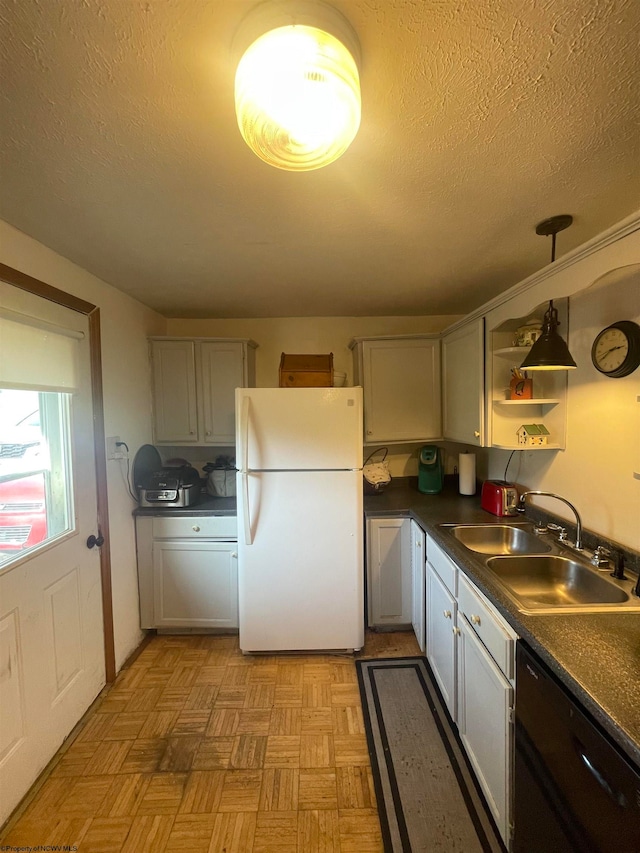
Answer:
[107, 435, 122, 460]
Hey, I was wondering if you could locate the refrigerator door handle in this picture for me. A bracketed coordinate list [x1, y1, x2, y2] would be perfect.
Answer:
[240, 394, 251, 474]
[242, 472, 253, 545]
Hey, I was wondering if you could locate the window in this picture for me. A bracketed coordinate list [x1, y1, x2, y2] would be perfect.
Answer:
[0, 389, 73, 567]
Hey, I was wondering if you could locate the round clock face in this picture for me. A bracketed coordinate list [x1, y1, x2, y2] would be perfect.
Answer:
[591, 321, 640, 378]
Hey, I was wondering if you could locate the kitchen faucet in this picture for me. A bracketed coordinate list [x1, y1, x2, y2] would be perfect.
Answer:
[517, 491, 583, 551]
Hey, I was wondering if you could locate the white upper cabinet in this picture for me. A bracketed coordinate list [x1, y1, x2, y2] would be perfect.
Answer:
[351, 336, 442, 444]
[151, 339, 199, 442]
[442, 318, 485, 445]
[150, 337, 257, 445]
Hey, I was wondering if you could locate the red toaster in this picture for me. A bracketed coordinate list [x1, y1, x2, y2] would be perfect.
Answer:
[481, 480, 519, 517]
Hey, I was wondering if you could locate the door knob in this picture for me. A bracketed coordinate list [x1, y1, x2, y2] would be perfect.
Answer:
[87, 533, 105, 549]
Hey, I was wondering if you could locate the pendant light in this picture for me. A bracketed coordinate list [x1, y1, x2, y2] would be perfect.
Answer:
[233, 1, 361, 171]
[520, 215, 577, 371]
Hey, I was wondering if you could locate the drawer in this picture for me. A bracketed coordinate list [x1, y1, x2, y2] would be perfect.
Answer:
[152, 515, 237, 540]
[426, 536, 457, 596]
[458, 573, 516, 679]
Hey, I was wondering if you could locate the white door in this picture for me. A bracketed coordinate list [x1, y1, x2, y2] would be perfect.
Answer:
[150, 339, 198, 442]
[426, 565, 457, 720]
[153, 540, 238, 628]
[236, 387, 363, 471]
[200, 341, 244, 445]
[366, 517, 411, 627]
[237, 469, 364, 652]
[457, 616, 513, 841]
[410, 520, 426, 651]
[0, 284, 105, 823]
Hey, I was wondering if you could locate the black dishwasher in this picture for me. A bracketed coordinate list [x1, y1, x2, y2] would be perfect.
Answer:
[514, 642, 640, 853]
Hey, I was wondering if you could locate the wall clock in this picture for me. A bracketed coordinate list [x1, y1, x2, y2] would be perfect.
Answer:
[591, 320, 640, 378]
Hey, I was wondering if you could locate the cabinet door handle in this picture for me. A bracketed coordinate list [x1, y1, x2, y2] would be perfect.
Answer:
[192, 525, 201, 532]
[443, 610, 452, 619]
[453, 626, 461, 636]
[189, 430, 195, 435]
[471, 614, 481, 625]
[231, 552, 238, 559]
[474, 430, 480, 438]
[205, 430, 212, 436]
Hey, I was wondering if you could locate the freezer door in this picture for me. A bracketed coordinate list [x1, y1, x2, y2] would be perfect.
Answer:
[237, 469, 364, 652]
[236, 387, 363, 471]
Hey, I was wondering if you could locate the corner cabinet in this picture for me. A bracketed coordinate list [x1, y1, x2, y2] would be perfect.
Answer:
[366, 517, 412, 627]
[150, 337, 257, 445]
[442, 318, 485, 445]
[350, 336, 441, 444]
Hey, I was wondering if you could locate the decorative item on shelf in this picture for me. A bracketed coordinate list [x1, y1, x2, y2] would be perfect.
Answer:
[517, 423, 550, 447]
[363, 447, 391, 495]
[510, 368, 533, 399]
[514, 319, 543, 347]
[233, 1, 361, 171]
[520, 215, 578, 371]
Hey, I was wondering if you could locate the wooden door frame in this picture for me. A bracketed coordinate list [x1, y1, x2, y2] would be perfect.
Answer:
[0, 262, 116, 682]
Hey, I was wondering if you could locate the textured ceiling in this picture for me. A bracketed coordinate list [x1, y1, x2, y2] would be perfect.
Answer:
[1, 0, 638, 318]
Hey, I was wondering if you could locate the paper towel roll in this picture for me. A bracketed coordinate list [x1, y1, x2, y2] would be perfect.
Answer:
[459, 452, 476, 495]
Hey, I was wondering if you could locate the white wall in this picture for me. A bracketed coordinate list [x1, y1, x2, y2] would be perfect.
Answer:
[0, 220, 167, 670]
[165, 315, 459, 388]
[487, 257, 640, 551]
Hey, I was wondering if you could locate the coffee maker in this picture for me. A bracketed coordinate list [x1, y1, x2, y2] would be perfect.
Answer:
[418, 445, 444, 494]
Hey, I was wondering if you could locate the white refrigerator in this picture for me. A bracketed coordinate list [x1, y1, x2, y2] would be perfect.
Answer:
[235, 387, 364, 653]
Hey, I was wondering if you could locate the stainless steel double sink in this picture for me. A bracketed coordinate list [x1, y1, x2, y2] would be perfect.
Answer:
[439, 523, 640, 615]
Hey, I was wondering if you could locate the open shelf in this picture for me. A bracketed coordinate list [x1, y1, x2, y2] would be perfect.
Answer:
[494, 346, 532, 360]
[493, 398, 561, 406]
[489, 302, 568, 451]
[493, 443, 563, 451]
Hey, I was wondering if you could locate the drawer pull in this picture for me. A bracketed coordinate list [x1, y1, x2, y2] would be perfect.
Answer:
[471, 614, 481, 625]
[453, 626, 460, 636]
[443, 610, 452, 619]
[192, 525, 201, 532]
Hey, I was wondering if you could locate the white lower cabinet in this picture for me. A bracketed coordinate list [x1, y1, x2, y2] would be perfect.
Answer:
[152, 541, 238, 629]
[136, 515, 238, 630]
[426, 535, 517, 848]
[410, 519, 426, 652]
[457, 615, 512, 841]
[426, 564, 457, 718]
[366, 516, 411, 627]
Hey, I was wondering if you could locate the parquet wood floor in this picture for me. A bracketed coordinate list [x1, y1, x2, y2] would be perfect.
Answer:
[1, 630, 419, 852]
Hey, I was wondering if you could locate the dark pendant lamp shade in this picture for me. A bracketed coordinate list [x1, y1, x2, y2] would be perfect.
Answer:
[520, 300, 577, 370]
[520, 214, 577, 371]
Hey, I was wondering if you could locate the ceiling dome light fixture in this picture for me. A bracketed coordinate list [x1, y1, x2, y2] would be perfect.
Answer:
[520, 215, 578, 371]
[233, 1, 361, 171]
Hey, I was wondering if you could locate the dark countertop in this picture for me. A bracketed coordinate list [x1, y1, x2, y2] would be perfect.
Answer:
[366, 477, 640, 769]
[134, 494, 237, 516]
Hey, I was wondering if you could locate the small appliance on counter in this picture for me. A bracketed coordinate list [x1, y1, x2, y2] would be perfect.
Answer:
[138, 466, 201, 508]
[133, 444, 201, 508]
[418, 445, 444, 494]
[481, 479, 519, 516]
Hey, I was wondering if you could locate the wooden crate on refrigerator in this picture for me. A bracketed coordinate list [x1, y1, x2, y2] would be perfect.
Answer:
[279, 353, 334, 387]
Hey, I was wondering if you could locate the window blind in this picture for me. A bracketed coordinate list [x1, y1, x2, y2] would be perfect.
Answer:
[0, 308, 84, 392]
